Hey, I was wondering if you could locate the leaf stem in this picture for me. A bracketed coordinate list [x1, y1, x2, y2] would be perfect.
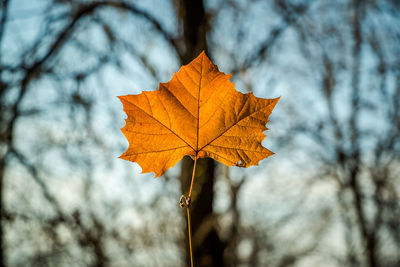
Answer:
[188, 156, 198, 201]
[186, 207, 194, 267]
[186, 156, 197, 267]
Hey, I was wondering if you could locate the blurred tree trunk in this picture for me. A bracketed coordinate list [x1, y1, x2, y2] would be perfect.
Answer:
[0, 158, 5, 267]
[0, 0, 9, 265]
[176, 0, 226, 266]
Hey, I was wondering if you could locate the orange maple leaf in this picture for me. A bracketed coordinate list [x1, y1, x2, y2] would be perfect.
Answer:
[118, 51, 279, 177]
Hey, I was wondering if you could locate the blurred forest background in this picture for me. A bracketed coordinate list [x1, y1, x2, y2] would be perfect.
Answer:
[0, 0, 400, 266]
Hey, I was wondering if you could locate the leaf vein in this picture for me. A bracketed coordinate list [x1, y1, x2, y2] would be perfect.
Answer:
[123, 98, 195, 151]
[207, 144, 266, 153]
[175, 73, 197, 100]
[129, 145, 188, 155]
[163, 85, 197, 119]
[198, 101, 276, 152]
[126, 131, 175, 136]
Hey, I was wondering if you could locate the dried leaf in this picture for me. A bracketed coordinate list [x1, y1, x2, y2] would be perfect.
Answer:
[119, 51, 279, 177]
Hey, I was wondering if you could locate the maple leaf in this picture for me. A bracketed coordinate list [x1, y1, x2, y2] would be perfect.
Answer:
[118, 51, 279, 177]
